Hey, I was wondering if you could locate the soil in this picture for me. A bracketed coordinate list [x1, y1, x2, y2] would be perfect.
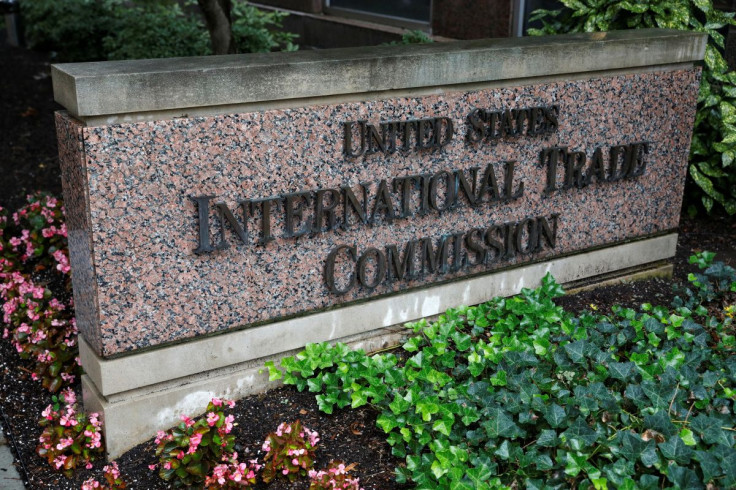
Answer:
[0, 33, 735, 490]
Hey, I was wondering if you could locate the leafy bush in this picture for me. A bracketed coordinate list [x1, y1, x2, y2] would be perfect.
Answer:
[261, 420, 319, 483]
[21, 0, 297, 61]
[268, 260, 736, 488]
[231, 1, 298, 53]
[102, 1, 210, 61]
[37, 388, 105, 476]
[527, 0, 736, 216]
[382, 29, 435, 46]
[153, 397, 237, 487]
[21, 0, 117, 61]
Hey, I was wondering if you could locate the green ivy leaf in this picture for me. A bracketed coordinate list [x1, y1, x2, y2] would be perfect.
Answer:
[666, 464, 704, 489]
[482, 407, 525, 438]
[659, 436, 694, 465]
[543, 403, 567, 428]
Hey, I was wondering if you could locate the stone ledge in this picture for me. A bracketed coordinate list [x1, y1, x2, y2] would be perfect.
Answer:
[52, 29, 706, 119]
[84, 325, 408, 459]
[80, 233, 677, 398]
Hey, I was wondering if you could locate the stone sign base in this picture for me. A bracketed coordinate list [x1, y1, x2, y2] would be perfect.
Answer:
[51, 29, 704, 458]
[81, 234, 675, 458]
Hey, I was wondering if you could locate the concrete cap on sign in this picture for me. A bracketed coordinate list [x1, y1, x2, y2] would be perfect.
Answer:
[51, 29, 706, 118]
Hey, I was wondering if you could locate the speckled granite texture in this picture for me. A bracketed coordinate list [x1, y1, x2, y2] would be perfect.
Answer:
[58, 68, 700, 357]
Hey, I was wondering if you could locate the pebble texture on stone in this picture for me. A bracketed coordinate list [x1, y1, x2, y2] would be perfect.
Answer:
[57, 68, 700, 357]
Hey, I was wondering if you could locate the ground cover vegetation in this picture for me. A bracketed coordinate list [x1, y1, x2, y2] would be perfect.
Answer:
[528, 0, 736, 217]
[0, 193, 734, 487]
[266, 254, 736, 488]
[0, 195, 370, 487]
[20, 0, 297, 62]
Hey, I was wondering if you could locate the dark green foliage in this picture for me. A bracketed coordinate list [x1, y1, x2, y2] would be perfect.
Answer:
[231, 2, 298, 53]
[382, 29, 434, 46]
[21, 0, 118, 61]
[268, 256, 736, 488]
[103, 1, 210, 60]
[528, 0, 736, 216]
[21, 0, 297, 62]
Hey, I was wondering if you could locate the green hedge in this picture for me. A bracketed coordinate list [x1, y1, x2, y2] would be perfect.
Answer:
[21, 0, 297, 61]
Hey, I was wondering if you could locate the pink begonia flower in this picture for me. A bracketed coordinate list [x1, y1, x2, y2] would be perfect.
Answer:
[164, 461, 172, 470]
[224, 414, 234, 433]
[292, 458, 299, 466]
[211, 397, 223, 407]
[282, 468, 290, 475]
[227, 400, 235, 408]
[148, 464, 157, 470]
[87, 431, 102, 448]
[154, 430, 167, 444]
[206, 412, 219, 426]
[62, 387, 76, 405]
[31, 373, 39, 381]
[53, 455, 67, 469]
[180, 414, 195, 428]
[56, 437, 74, 450]
[41, 405, 53, 420]
[81, 479, 100, 490]
[104, 462, 121, 479]
[189, 432, 203, 446]
[176, 450, 185, 460]
[261, 440, 271, 453]
[85, 462, 93, 470]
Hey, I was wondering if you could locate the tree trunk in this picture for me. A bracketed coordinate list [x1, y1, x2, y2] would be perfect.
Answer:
[197, 0, 236, 55]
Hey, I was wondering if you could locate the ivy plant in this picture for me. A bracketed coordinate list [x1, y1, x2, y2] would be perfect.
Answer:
[267, 256, 736, 488]
[528, 0, 736, 216]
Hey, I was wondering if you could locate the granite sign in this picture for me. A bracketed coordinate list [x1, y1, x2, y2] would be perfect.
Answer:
[51, 29, 706, 457]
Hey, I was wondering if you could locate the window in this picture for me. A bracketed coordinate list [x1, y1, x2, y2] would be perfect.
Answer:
[325, 0, 431, 28]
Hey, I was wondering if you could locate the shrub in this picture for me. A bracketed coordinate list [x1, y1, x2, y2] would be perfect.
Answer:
[268, 260, 736, 488]
[528, 0, 736, 216]
[153, 397, 237, 487]
[22, 0, 298, 62]
[36, 388, 105, 476]
[102, 1, 210, 60]
[21, 0, 117, 61]
[261, 420, 319, 483]
[382, 29, 434, 46]
[231, 1, 299, 53]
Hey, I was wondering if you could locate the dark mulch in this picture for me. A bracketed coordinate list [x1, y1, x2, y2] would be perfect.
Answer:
[1, 32, 735, 490]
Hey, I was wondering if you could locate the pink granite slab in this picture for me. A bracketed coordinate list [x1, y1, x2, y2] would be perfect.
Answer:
[57, 68, 700, 357]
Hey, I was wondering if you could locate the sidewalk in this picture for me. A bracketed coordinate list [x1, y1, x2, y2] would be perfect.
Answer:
[0, 425, 24, 489]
